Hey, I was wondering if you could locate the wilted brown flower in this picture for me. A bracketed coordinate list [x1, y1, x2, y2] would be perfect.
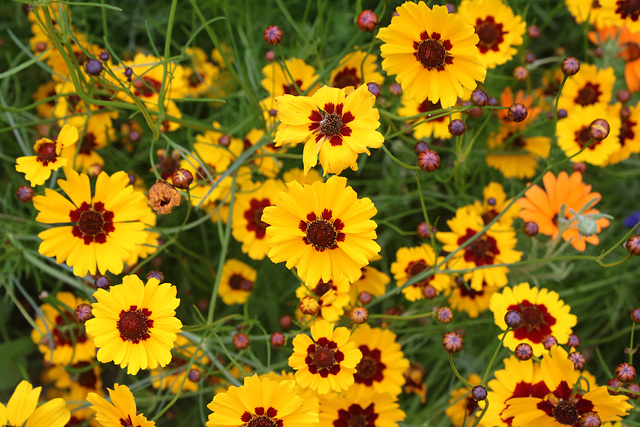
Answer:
[148, 180, 181, 215]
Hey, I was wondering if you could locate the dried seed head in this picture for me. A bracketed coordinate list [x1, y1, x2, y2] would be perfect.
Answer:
[418, 149, 440, 172]
[148, 180, 181, 215]
[74, 303, 93, 323]
[513, 66, 529, 82]
[270, 332, 285, 347]
[357, 10, 378, 32]
[568, 351, 586, 370]
[422, 285, 437, 299]
[589, 119, 610, 140]
[527, 25, 541, 39]
[263, 25, 283, 45]
[171, 169, 194, 190]
[561, 57, 581, 76]
[367, 82, 381, 99]
[95, 275, 111, 290]
[515, 343, 533, 361]
[233, 332, 250, 350]
[615, 363, 636, 383]
[471, 385, 487, 401]
[542, 334, 558, 350]
[508, 103, 528, 123]
[389, 83, 402, 96]
[471, 89, 488, 107]
[436, 307, 454, 324]
[16, 185, 34, 202]
[568, 333, 580, 348]
[350, 306, 369, 324]
[523, 221, 539, 237]
[624, 235, 640, 256]
[448, 119, 466, 136]
[504, 310, 523, 329]
[146, 270, 164, 282]
[442, 331, 463, 353]
[188, 369, 201, 382]
[85, 59, 103, 76]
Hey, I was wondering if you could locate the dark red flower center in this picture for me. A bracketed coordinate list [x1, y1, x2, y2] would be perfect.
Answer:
[313, 280, 334, 297]
[51, 312, 89, 347]
[537, 381, 596, 424]
[36, 142, 59, 166]
[79, 133, 98, 155]
[457, 279, 486, 299]
[241, 407, 282, 427]
[133, 76, 163, 98]
[229, 273, 254, 292]
[120, 415, 135, 427]
[70, 201, 115, 245]
[575, 83, 601, 106]
[117, 305, 153, 344]
[354, 345, 385, 385]
[575, 126, 601, 150]
[244, 198, 272, 239]
[553, 401, 579, 425]
[299, 209, 346, 252]
[623, 42, 640, 61]
[283, 79, 304, 95]
[405, 259, 434, 288]
[335, 403, 378, 427]
[458, 228, 500, 266]
[620, 117, 637, 147]
[308, 102, 354, 147]
[305, 337, 344, 377]
[417, 99, 445, 122]
[616, 0, 640, 21]
[507, 300, 556, 344]
[413, 32, 453, 71]
[332, 67, 360, 89]
[475, 16, 505, 53]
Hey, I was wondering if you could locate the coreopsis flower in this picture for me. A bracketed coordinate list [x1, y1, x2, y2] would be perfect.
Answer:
[32, 167, 152, 277]
[42, 363, 103, 423]
[599, 0, 640, 32]
[0, 380, 70, 427]
[485, 125, 551, 179]
[59, 114, 116, 173]
[260, 371, 320, 417]
[87, 383, 155, 427]
[84, 274, 182, 375]
[349, 323, 410, 397]
[184, 46, 220, 98]
[207, 374, 319, 427]
[31, 292, 95, 365]
[232, 179, 287, 260]
[497, 87, 541, 126]
[261, 57, 320, 96]
[296, 276, 350, 322]
[607, 103, 640, 164]
[275, 84, 384, 175]
[566, 0, 605, 25]
[504, 346, 632, 425]
[437, 207, 522, 291]
[288, 319, 362, 394]
[396, 95, 462, 140]
[319, 387, 405, 427]
[243, 128, 286, 178]
[217, 259, 257, 305]
[558, 64, 615, 111]
[447, 278, 499, 319]
[471, 182, 521, 227]
[150, 334, 210, 394]
[262, 175, 380, 287]
[518, 171, 610, 251]
[377, 2, 486, 108]
[349, 266, 390, 305]
[390, 244, 451, 301]
[445, 373, 483, 426]
[329, 50, 385, 89]
[457, 0, 526, 69]
[16, 124, 78, 186]
[490, 282, 578, 357]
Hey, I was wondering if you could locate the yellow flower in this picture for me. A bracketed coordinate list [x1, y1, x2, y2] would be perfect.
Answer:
[207, 374, 319, 427]
[84, 274, 182, 375]
[489, 282, 577, 357]
[485, 126, 551, 179]
[349, 266, 390, 305]
[243, 128, 286, 178]
[447, 277, 498, 319]
[150, 334, 210, 394]
[0, 380, 70, 427]
[32, 167, 153, 277]
[397, 95, 461, 140]
[390, 244, 451, 301]
[296, 276, 351, 322]
[606, 103, 640, 164]
[330, 50, 385, 89]
[319, 387, 405, 427]
[288, 319, 362, 394]
[262, 176, 380, 287]
[470, 182, 521, 227]
[377, 2, 486, 108]
[446, 374, 483, 426]
[566, 0, 606, 25]
[558, 64, 615, 111]
[16, 124, 78, 186]
[261, 57, 320, 96]
[275, 84, 384, 175]
[87, 383, 155, 427]
[282, 167, 324, 186]
[598, 0, 640, 32]
[218, 259, 257, 305]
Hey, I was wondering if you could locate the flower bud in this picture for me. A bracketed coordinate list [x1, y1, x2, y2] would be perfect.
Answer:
[471, 89, 488, 107]
[513, 66, 529, 82]
[508, 103, 528, 123]
[358, 291, 372, 305]
[523, 221, 539, 237]
[615, 363, 636, 383]
[607, 378, 622, 395]
[417, 222, 435, 239]
[263, 25, 283, 45]
[147, 270, 164, 282]
[589, 119, 610, 140]
[171, 169, 194, 190]
[504, 310, 522, 329]
[414, 141, 430, 155]
[95, 275, 111, 290]
[188, 369, 201, 382]
[561, 57, 580, 76]
[280, 314, 293, 329]
[471, 385, 487, 401]
[233, 332, 250, 350]
[389, 83, 402, 96]
[568, 333, 580, 348]
[617, 89, 631, 103]
[442, 331, 463, 353]
[624, 235, 640, 256]
[568, 351, 586, 370]
[350, 306, 369, 324]
[423, 285, 437, 299]
[572, 162, 586, 173]
[579, 412, 601, 427]
[74, 303, 93, 323]
[527, 25, 540, 39]
[631, 308, 640, 323]
[17, 186, 34, 202]
[418, 149, 440, 172]
[357, 10, 378, 32]
[515, 343, 533, 361]
[436, 307, 454, 324]
[85, 59, 103, 76]
[448, 119, 466, 136]
[270, 332, 285, 347]
[367, 82, 381, 99]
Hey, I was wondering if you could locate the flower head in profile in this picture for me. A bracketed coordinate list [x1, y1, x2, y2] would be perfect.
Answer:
[87, 383, 155, 427]
[16, 124, 78, 186]
[32, 167, 153, 277]
[262, 175, 380, 287]
[518, 171, 610, 251]
[457, 0, 526, 69]
[377, 2, 486, 108]
[504, 346, 632, 425]
[84, 274, 182, 375]
[275, 84, 384, 175]
[490, 282, 577, 357]
[319, 387, 405, 427]
[288, 319, 362, 394]
[207, 374, 318, 427]
[0, 380, 70, 427]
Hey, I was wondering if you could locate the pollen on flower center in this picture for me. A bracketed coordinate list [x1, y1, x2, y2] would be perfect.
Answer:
[320, 113, 343, 136]
[553, 400, 579, 425]
[415, 39, 446, 69]
[36, 142, 58, 166]
[117, 306, 153, 343]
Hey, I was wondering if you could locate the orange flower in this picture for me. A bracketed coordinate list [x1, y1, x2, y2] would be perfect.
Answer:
[497, 87, 541, 126]
[589, 25, 640, 93]
[518, 171, 610, 251]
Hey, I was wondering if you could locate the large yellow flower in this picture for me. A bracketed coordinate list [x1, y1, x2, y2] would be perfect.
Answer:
[262, 176, 380, 287]
[558, 64, 615, 111]
[457, 0, 526, 69]
[377, 2, 486, 108]
[207, 374, 319, 427]
[288, 319, 362, 394]
[87, 383, 155, 427]
[606, 103, 640, 164]
[390, 244, 451, 301]
[489, 282, 577, 357]
[0, 380, 70, 427]
[319, 387, 405, 427]
[32, 167, 152, 277]
[275, 84, 384, 175]
[84, 275, 182, 375]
